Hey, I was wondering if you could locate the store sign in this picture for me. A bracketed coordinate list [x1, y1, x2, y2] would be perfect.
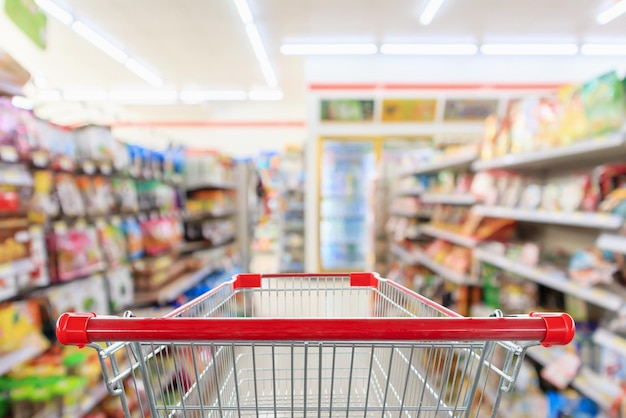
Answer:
[4, 0, 47, 49]
[382, 99, 437, 122]
[320, 99, 375, 122]
[443, 99, 499, 121]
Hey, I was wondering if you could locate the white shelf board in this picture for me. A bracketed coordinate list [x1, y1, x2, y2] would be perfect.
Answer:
[526, 347, 618, 411]
[419, 225, 477, 247]
[402, 152, 477, 176]
[0, 342, 47, 375]
[421, 193, 477, 205]
[78, 383, 109, 417]
[412, 249, 474, 285]
[472, 132, 626, 171]
[135, 263, 217, 306]
[593, 328, 626, 358]
[473, 205, 623, 230]
[390, 243, 415, 265]
[596, 233, 626, 255]
[474, 249, 624, 311]
[388, 209, 429, 218]
[395, 187, 424, 197]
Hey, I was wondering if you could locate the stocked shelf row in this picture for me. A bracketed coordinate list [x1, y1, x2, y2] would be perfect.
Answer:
[390, 243, 473, 285]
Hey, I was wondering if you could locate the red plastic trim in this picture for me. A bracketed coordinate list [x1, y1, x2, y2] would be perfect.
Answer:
[56, 312, 96, 347]
[529, 312, 576, 347]
[56, 315, 574, 345]
[233, 273, 262, 289]
[349, 272, 378, 287]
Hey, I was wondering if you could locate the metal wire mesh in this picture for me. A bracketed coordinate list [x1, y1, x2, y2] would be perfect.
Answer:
[92, 275, 526, 418]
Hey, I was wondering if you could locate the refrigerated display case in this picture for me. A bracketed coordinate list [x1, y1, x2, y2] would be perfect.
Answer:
[318, 139, 377, 271]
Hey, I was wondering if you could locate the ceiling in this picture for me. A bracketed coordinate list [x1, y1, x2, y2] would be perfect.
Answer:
[1, 0, 626, 125]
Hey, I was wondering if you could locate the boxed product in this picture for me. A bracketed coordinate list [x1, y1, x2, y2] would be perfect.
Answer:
[107, 267, 134, 313]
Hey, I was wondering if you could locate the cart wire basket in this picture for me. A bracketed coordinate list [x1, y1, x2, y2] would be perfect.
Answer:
[57, 272, 575, 418]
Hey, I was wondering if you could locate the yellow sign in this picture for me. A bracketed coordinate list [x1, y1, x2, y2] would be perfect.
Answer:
[382, 99, 437, 122]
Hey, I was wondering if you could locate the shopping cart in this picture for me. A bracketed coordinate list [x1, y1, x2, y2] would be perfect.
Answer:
[57, 272, 574, 418]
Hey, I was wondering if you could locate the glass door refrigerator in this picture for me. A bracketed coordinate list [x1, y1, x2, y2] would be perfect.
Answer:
[318, 138, 378, 272]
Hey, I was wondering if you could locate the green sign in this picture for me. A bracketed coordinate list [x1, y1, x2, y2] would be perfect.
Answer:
[4, 0, 47, 49]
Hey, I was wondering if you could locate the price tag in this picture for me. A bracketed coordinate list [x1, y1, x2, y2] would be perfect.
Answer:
[0, 146, 18, 162]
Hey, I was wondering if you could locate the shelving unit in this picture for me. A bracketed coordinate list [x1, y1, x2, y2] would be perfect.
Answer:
[421, 193, 477, 205]
[418, 225, 477, 248]
[593, 328, 626, 358]
[526, 347, 619, 412]
[390, 243, 474, 285]
[472, 132, 626, 172]
[394, 186, 424, 197]
[388, 209, 431, 218]
[401, 151, 477, 176]
[78, 383, 109, 417]
[0, 340, 48, 375]
[596, 233, 626, 254]
[473, 205, 623, 230]
[474, 248, 624, 311]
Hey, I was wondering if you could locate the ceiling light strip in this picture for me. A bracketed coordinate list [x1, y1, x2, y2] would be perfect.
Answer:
[480, 43, 579, 55]
[280, 43, 378, 55]
[180, 90, 248, 103]
[34, 0, 73, 25]
[419, 0, 445, 25]
[581, 43, 626, 55]
[36, 0, 163, 86]
[380, 43, 477, 55]
[232, 0, 279, 90]
[597, 0, 626, 24]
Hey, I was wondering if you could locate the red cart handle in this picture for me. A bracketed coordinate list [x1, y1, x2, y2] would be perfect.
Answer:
[57, 312, 574, 348]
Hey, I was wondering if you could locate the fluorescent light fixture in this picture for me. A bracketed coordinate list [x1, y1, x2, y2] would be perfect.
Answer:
[35, 0, 73, 25]
[246, 24, 269, 61]
[597, 0, 626, 24]
[62, 89, 108, 101]
[109, 89, 178, 104]
[37, 90, 62, 101]
[419, 0, 445, 25]
[125, 58, 163, 87]
[71, 21, 128, 64]
[280, 43, 378, 55]
[233, 0, 253, 24]
[380, 43, 477, 55]
[180, 89, 247, 103]
[245, 24, 278, 87]
[11, 96, 33, 110]
[480, 43, 579, 55]
[257, 58, 278, 88]
[248, 90, 284, 101]
[581, 43, 626, 55]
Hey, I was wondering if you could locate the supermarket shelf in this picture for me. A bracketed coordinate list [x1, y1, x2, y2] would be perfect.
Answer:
[473, 205, 623, 230]
[526, 347, 618, 411]
[395, 186, 424, 197]
[596, 233, 626, 255]
[78, 383, 109, 417]
[474, 249, 624, 311]
[183, 209, 236, 222]
[390, 243, 416, 265]
[421, 193, 477, 206]
[390, 243, 473, 285]
[419, 225, 477, 247]
[134, 263, 217, 306]
[592, 328, 626, 358]
[0, 341, 48, 375]
[412, 248, 474, 285]
[402, 152, 477, 176]
[185, 181, 236, 191]
[179, 237, 236, 254]
[388, 209, 431, 218]
[472, 132, 626, 172]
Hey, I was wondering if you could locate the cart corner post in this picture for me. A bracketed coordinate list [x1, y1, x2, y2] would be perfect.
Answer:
[529, 312, 576, 347]
[56, 312, 97, 347]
